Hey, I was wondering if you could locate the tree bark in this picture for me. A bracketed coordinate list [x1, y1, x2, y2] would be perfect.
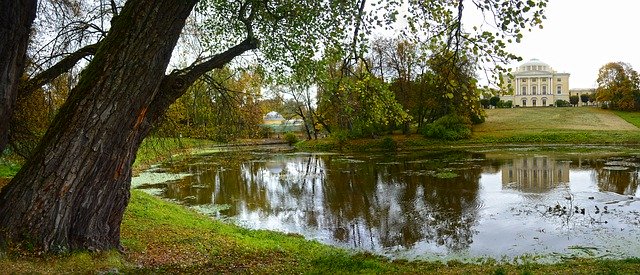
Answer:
[0, 0, 37, 153]
[0, 0, 257, 252]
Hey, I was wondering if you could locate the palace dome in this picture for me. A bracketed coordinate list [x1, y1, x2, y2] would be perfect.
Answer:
[518, 58, 552, 72]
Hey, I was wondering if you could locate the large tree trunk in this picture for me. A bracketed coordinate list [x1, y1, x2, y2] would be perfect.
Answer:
[0, 0, 199, 252]
[0, 0, 37, 153]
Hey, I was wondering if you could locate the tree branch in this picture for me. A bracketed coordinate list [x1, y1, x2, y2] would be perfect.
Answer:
[148, 37, 260, 124]
[20, 42, 99, 97]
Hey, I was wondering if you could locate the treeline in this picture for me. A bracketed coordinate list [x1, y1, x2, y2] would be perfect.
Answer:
[268, 38, 487, 141]
[8, 38, 491, 153]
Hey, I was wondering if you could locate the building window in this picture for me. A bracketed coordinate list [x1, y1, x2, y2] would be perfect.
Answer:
[542, 98, 547, 106]
[557, 85, 562, 94]
[542, 86, 547, 95]
[522, 79, 527, 83]
[542, 78, 547, 82]
[522, 86, 527, 95]
[557, 78, 561, 82]
[532, 78, 537, 82]
[532, 98, 537, 106]
[532, 86, 537, 95]
[522, 98, 527, 106]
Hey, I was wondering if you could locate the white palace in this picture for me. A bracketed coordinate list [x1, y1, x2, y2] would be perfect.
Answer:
[500, 59, 570, 107]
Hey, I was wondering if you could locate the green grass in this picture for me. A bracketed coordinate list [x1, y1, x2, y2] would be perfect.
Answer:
[612, 110, 640, 128]
[133, 137, 218, 170]
[0, 159, 20, 179]
[297, 107, 640, 152]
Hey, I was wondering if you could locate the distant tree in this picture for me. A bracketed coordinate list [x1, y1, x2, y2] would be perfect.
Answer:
[595, 62, 640, 111]
[480, 99, 490, 109]
[569, 95, 579, 106]
[489, 96, 501, 108]
[158, 66, 265, 142]
[580, 94, 590, 105]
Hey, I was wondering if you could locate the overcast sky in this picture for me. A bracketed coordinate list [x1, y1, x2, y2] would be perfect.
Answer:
[498, 0, 639, 88]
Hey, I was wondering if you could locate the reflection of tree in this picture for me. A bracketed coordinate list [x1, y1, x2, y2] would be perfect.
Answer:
[501, 157, 569, 193]
[161, 151, 484, 254]
[361, 154, 482, 252]
[590, 157, 639, 196]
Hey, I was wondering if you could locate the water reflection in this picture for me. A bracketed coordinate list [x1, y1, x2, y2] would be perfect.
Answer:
[592, 157, 640, 196]
[135, 149, 640, 260]
[502, 157, 570, 193]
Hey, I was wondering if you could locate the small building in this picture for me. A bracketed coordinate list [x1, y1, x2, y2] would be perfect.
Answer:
[263, 111, 285, 125]
[500, 59, 570, 107]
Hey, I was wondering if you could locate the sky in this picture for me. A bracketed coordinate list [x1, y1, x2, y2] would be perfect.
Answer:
[497, 0, 640, 89]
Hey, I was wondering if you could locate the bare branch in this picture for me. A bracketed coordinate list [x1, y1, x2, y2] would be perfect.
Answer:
[148, 37, 260, 124]
[20, 42, 99, 97]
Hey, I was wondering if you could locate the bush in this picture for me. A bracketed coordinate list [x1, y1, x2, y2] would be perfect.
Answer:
[258, 126, 274, 139]
[380, 136, 396, 151]
[489, 96, 501, 107]
[421, 114, 472, 141]
[470, 113, 486, 124]
[555, 99, 570, 107]
[331, 130, 350, 150]
[284, 132, 299, 145]
[480, 98, 490, 109]
[497, 100, 512, 108]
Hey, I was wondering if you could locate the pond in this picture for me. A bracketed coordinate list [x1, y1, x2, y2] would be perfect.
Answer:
[132, 146, 640, 261]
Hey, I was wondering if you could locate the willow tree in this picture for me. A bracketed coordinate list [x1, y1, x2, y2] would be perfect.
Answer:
[0, 0, 547, 252]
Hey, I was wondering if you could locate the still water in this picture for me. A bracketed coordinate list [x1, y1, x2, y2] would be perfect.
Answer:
[132, 147, 640, 261]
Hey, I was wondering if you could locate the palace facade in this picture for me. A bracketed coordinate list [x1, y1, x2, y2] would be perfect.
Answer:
[500, 59, 570, 107]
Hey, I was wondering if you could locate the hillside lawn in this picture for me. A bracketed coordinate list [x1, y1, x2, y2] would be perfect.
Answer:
[468, 107, 640, 145]
[297, 107, 640, 152]
[475, 107, 639, 135]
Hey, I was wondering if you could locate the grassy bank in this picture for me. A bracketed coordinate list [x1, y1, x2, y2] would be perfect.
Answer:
[297, 107, 640, 151]
[133, 137, 218, 171]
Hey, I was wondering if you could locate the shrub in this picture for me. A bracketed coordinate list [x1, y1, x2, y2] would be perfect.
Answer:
[258, 126, 274, 139]
[497, 100, 513, 108]
[555, 99, 570, 107]
[480, 98, 490, 109]
[284, 132, 299, 145]
[489, 96, 501, 107]
[421, 114, 472, 141]
[380, 136, 396, 151]
[331, 130, 350, 150]
[470, 113, 486, 124]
